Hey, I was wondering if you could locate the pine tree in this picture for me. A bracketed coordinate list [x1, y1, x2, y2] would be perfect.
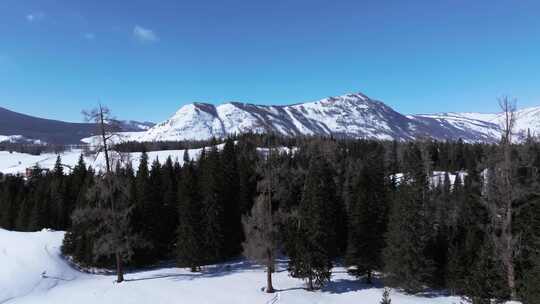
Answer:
[176, 161, 205, 271]
[144, 158, 165, 257]
[346, 147, 388, 284]
[460, 240, 510, 304]
[446, 169, 483, 294]
[222, 138, 244, 257]
[236, 139, 259, 215]
[159, 156, 179, 257]
[383, 143, 434, 293]
[522, 254, 540, 304]
[288, 155, 336, 291]
[50, 155, 68, 229]
[69, 174, 145, 276]
[182, 149, 190, 164]
[198, 145, 226, 263]
[132, 151, 154, 264]
[67, 154, 89, 225]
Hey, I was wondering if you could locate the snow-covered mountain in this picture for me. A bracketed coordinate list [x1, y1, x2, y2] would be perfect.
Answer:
[415, 106, 540, 142]
[130, 92, 534, 143]
[137, 93, 421, 141]
[6, 93, 540, 144]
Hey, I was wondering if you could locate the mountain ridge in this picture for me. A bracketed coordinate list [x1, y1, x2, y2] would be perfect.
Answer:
[4, 92, 540, 144]
[130, 92, 516, 143]
[0, 106, 154, 144]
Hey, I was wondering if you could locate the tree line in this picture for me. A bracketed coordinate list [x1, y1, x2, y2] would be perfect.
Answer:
[1, 134, 540, 303]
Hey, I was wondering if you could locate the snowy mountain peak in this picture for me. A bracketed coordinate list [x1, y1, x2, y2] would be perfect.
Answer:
[133, 92, 423, 142]
[126, 92, 540, 143]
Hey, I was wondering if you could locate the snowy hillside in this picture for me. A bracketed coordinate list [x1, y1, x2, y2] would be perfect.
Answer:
[0, 228, 475, 304]
[0, 146, 217, 175]
[125, 92, 520, 143]
[415, 106, 540, 142]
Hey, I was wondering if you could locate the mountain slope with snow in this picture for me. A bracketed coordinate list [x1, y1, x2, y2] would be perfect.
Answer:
[132, 93, 520, 143]
[415, 106, 540, 142]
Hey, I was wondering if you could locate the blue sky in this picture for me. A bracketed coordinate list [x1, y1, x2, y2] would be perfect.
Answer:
[1, 0, 539, 123]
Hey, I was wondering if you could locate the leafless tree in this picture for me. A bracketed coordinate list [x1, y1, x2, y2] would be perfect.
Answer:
[483, 97, 519, 298]
[242, 149, 280, 293]
[82, 104, 127, 172]
[79, 104, 133, 283]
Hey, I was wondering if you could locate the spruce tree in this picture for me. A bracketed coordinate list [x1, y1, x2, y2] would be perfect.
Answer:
[460, 240, 510, 304]
[288, 155, 336, 290]
[176, 161, 205, 271]
[383, 143, 434, 293]
[198, 145, 226, 263]
[146, 158, 164, 257]
[160, 156, 179, 257]
[132, 151, 154, 264]
[51, 155, 68, 229]
[221, 138, 243, 257]
[522, 254, 540, 304]
[346, 148, 388, 284]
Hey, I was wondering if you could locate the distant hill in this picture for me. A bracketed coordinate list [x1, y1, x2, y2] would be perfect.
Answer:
[0, 107, 153, 144]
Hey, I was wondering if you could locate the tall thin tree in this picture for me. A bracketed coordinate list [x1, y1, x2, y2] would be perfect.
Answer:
[242, 148, 280, 293]
[81, 104, 128, 283]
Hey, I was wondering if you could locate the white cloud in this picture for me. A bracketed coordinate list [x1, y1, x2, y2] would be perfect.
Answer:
[26, 12, 45, 22]
[83, 33, 96, 40]
[133, 25, 159, 43]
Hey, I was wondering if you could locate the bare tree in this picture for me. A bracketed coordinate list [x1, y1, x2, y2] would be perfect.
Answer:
[80, 104, 132, 283]
[483, 97, 519, 298]
[242, 149, 280, 293]
[82, 104, 125, 172]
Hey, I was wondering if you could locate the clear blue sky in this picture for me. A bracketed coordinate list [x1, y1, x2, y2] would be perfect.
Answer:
[1, 0, 539, 123]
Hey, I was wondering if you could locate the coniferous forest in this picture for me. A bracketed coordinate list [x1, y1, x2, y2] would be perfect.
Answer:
[1, 133, 540, 303]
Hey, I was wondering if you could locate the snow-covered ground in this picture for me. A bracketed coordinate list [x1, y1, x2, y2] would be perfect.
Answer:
[392, 171, 468, 188]
[0, 135, 43, 144]
[0, 228, 472, 304]
[0, 135, 24, 143]
[0, 145, 220, 175]
[0, 143, 302, 176]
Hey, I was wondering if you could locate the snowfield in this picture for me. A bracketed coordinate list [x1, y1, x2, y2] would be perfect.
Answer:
[0, 228, 490, 304]
[0, 146, 220, 176]
[0, 143, 301, 176]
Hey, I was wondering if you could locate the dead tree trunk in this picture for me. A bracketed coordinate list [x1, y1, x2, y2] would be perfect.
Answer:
[98, 104, 111, 174]
[241, 147, 280, 293]
[491, 97, 517, 299]
[116, 251, 124, 283]
[308, 273, 314, 291]
[266, 251, 274, 293]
